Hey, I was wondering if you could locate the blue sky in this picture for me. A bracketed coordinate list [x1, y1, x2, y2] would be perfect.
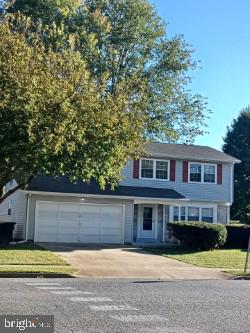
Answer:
[152, 0, 250, 150]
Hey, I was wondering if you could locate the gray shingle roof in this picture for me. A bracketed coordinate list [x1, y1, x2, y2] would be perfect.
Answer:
[25, 176, 185, 200]
[144, 143, 240, 163]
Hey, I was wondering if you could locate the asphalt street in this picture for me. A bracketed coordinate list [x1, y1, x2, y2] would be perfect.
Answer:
[0, 278, 249, 333]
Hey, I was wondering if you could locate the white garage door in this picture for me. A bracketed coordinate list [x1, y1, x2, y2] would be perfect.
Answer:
[35, 202, 124, 244]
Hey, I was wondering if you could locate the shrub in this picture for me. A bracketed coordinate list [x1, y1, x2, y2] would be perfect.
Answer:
[224, 224, 250, 248]
[167, 222, 227, 250]
[240, 217, 250, 225]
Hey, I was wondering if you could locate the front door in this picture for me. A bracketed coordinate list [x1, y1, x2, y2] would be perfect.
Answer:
[139, 205, 155, 239]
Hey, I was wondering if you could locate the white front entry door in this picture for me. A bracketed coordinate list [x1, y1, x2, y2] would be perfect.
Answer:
[139, 205, 156, 239]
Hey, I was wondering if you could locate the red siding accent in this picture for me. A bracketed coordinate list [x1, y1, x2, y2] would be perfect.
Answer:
[183, 161, 189, 182]
[133, 159, 140, 179]
[170, 160, 176, 181]
[217, 164, 223, 184]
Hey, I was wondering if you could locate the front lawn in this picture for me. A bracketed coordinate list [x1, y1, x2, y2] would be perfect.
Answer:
[0, 244, 76, 276]
[147, 248, 250, 274]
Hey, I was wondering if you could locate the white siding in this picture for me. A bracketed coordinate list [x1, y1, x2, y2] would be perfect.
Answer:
[27, 195, 134, 243]
[120, 159, 232, 203]
[0, 190, 27, 239]
[217, 205, 229, 224]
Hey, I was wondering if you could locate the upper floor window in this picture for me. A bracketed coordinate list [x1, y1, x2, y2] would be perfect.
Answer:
[156, 161, 168, 180]
[189, 163, 216, 184]
[141, 159, 154, 178]
[189, 164, 201, 182]
[140, 159, 169, 181]
[204, 165, 216, 183]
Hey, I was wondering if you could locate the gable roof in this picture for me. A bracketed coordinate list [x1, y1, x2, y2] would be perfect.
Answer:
[25, 175, 185, 200]
[144, 143, 240, 163]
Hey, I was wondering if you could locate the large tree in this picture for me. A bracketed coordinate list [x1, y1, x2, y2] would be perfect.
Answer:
[0, 0, 209, 195]
[223, 107, 250, 223]
[0, 16, 145, 196]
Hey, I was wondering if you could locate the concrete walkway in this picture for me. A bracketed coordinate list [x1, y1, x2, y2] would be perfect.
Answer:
[41, 244, 228, 280]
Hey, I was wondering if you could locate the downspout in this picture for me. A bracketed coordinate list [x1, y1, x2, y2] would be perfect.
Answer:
[15, 193, 30, 244]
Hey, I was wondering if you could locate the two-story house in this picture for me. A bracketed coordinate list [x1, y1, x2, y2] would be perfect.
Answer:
[0, 143, 240, 244]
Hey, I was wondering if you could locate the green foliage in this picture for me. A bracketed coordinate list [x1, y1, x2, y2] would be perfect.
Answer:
[3, 0, 208, 143]
[0, 17, 145, 192]
[223, 107, 250, 222]
[168, 222, 227, 250]
[0, 0, 209, 192]
[224, 224, 250, 249]
[4, 0, 81, 24]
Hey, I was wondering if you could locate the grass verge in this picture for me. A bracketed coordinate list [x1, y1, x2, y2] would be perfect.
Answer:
[0, 244, 76, 276]
[146, 247, 249, 270]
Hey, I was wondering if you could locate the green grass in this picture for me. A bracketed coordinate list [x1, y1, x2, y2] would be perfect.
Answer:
[0, 244, 76, 276]
[147, 247, 250, 270]
[0, 265, 75, 275]
[223, 270, 250, 278]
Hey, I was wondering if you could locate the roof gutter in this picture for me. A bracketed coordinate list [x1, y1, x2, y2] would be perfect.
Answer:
[144, 154, 241, 164]
[22, 190, 187, 202]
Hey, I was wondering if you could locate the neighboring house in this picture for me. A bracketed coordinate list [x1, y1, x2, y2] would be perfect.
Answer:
[0, 143, 240, 244]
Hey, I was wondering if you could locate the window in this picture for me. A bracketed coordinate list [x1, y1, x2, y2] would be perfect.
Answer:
[202, 208, 214, 223]
[204, 165, 216, 183]
[189, 164, 202, 182]
[173, 206, 179, 221]
[189, 163, 216, 183]
[172, 206, 215, 223]
[140, 159, 169, 180]
[156, 160, 168, 180]
[188, 207, 199, 221]
[180, 206, 186, 221]
[141, 159, 153, 178]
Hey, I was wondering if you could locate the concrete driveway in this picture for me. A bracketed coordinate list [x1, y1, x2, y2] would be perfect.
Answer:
[41, 244, 228, 280]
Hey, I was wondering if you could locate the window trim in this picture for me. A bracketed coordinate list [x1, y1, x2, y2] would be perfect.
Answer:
[170, 204, 217, 224]
[188, 162, 217, 184]
[139, 158, 170, 181]
[201, 207, 214, 223]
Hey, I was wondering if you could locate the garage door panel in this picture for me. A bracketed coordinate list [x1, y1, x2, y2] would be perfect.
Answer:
[35, 202, 123, 244]
[36, 233, 57, 242]
[100, 220, 121, 229]
[78, 235, 100, 243]
[80, 213, 99, 222]
[37, 211, 58, 220]
[79, 227, 99, 235]
[58, 219, 79, 228]
[100, 228, 121, 236]
[57, 234, 78, 243]
[58, 226, 79, 234]
[36, 220, 57, 228]
[58, 212, 79, 220]
[100, 235, 121, 244]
